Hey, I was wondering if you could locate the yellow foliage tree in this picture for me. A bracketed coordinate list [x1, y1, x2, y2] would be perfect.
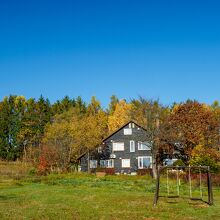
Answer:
[71, 96, 108, 156]
[108, 100, 134, 133]
[43, 96, 108, 168]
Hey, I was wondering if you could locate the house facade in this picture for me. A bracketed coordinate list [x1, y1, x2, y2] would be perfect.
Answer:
[78, 121, 153, 174]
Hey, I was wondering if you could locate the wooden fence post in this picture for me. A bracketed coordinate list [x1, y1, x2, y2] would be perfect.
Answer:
[207, 167, 214, 205]
[153, 166, 160, 206]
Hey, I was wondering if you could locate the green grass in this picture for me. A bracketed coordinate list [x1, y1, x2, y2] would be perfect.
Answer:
[0, 172, 220, 220]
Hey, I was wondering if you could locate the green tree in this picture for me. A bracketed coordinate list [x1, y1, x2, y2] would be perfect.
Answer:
[0, 96, 26, 160]
[108, 95, 119, 115]
[52, 96, 76, 114]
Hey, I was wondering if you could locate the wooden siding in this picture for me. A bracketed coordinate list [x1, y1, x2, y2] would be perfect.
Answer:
[80, 122, 152, 173]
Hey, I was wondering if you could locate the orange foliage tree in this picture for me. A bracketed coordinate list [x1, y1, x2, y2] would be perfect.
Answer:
[160, 101, 220, 163]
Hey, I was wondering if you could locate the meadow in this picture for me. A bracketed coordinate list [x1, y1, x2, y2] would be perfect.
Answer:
[0, 162, 220, 220]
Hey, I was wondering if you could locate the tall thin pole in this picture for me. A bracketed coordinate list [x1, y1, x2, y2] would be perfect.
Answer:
[153, 166, 160, 206]
[207, 167, 214, 205]
[177, 167, 180, 196]
[88, 151, 90, 173]
[189, 165, 192, 198]
[199, 166, 203, 199]
[167, 168, 170, 196]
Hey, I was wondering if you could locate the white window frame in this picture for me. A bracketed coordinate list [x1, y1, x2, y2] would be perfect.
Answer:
[113, 142, 124, 151]
[106, 159, 114, 168]
[97, 147, 102, 153]
[124, 128, 132, 135]
[122, 159, 130, 168]
[138, 156, 152, 169]
[138, 141, 151, 150]
[89, 160, 97, 169]
[100, 160, 106, 168]
[129, 122, 135, 128]
[130, 140, 135, 152]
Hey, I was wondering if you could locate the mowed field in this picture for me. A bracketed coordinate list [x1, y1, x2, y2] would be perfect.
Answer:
[0, 162, 220, 220]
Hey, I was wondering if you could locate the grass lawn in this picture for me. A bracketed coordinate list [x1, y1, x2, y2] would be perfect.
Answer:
[0, 172, 220, 220]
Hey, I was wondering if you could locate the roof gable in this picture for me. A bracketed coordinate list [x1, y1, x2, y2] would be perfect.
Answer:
[77, 120, 147, 160]
[102, 120, 147, 142]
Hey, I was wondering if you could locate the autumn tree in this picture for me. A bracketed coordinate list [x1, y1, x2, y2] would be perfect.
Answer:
[160, 101, 220, 163]
[43, 96, 108, 171]
[71, 96, 108, 159]
[190, 144, 220, 173]
[42, 109, 79, 170]
[131, 97, 170, 178]
[108, 100, 133, 133]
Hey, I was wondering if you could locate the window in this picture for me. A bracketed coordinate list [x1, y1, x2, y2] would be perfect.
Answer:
[138, 156, 152, 169]
[90, 160, 97, 168]
[138, 141, 151, 150]
[129, 123, 135, 128]
[122, 159, 130, 168]
[124, 128, 132, 135]
[100, 160, 106, 168]
[98, 147, 102, 153]
[106, 159, 114, 168]
[113, 142, 124, 151]
[99, 159, 114, 168]
[163, 159, 177, 166]
[130, 140, 135, 152]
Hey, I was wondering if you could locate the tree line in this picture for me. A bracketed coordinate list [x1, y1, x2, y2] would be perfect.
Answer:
[0, 95, 220, 173]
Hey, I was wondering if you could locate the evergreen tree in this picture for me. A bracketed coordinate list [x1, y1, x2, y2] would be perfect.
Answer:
[108, 95, 119, 115]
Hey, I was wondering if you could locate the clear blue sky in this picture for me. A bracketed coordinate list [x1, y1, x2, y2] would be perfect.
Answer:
[0, 0, 220, 107]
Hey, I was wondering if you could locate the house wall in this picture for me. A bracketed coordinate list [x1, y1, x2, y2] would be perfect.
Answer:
[80, 122, 152, 173]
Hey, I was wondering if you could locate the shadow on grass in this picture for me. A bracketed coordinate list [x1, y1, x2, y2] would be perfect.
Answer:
[0, 194, 17, 200]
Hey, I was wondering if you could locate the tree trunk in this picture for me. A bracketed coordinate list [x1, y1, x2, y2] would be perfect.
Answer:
[152, 147, 158, 179]
[152, 118, 160, 179]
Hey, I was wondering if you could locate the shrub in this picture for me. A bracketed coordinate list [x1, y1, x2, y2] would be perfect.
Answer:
[28, 168, 37, 175]
[211, 174, 220, 187]
[190, 156, 220, 173]
[105, 168, 115, 175]
[173, 159, 186, 167]
[189, 145, 220, 173]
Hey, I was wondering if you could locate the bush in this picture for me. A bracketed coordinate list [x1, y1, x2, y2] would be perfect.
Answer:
[105, 168, 115, 175]
[173, 159, 186, 167]
[211, 174, 220, 187]
[190, 155, 220, 173]
[28, 168, 37, 175]
[190, 145, 220, 174]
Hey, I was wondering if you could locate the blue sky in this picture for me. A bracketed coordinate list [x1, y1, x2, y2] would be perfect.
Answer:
[0, 0, 220, 107]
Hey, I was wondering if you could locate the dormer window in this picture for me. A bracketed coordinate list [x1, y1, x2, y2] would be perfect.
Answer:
[129, 123, 135, 128]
